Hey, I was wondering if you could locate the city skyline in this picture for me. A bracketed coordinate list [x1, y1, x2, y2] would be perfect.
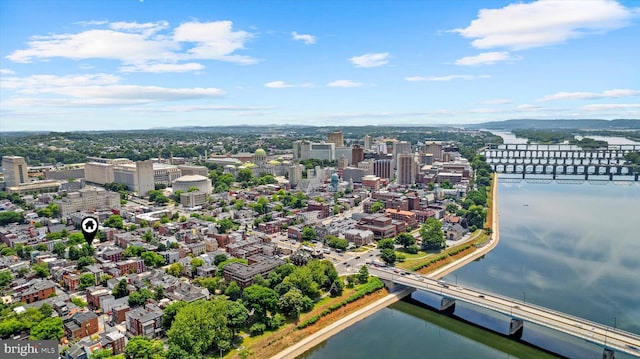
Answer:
[1, 0, 639, 132]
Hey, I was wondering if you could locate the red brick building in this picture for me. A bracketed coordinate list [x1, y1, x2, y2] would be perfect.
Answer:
[17, 279, 56, 304]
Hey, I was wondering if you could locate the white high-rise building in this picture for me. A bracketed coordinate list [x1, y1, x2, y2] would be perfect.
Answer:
[363, 135, 372, 150]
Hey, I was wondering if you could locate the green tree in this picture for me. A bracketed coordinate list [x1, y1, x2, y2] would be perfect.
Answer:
[420, 218, 445, 250]
[237, 168, 253, 184]
[125, 336, 166, 359]
[277, 288, 305, 318]
[141, 251, 165, 268]
[190, 257, 205, 275]
[0, 211, 22, 225]
[465, 205, 487, 232]
[166, 299, 232, 357]
[0, 270, 13, 287]
[30, 317, 64, 340]
[148, 190, 169, 205]
[166, 263, 184, 277]
[79, 273, 96, 290]
[52, 242, 67, 257]
[327, 236, 349, 251]
[103, 215, 124, 229]
[395, 232, 416, 248]
[358, 265, 369, 284]
[301, 226, 317, 241]
[76, 256, 95, 271]
[112, 279, 129, 299]
[217, 218, 236, 234]
[129, 288, 154, 307]
[90, 348, 114, 359]
[213, 254, 228, 265]
[242, 285, 279, 320]
[38, 303, 53, 318]
[380, 248, 396, 266]
[32, 262, 50, 278]
[162, 301, 187, 330]
[377, 238, 395, 250]
[142, 231, 154, 242]
[225, 300, 248, 338]
[446, 203, 459, 214]
[370, 200, 385, 214]
[329, 278, 344, 297]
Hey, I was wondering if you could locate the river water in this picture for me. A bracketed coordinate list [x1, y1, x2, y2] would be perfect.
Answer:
[300, 179, 640, 359]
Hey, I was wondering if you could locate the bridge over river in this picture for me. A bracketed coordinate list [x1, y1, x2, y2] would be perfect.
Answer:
[484, 144, 640, 181]
[369, 266, 640, 358]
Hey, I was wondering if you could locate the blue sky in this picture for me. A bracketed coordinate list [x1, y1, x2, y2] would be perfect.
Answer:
[1, 0, 639, 132]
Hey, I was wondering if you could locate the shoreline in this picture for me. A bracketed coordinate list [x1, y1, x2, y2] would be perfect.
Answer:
[270, 175, 501, 358]
[270, 287, 415, 359]
[428, 173, 500, 279]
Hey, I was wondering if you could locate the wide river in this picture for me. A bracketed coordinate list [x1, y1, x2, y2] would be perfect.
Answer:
[300, 179, 640, 359]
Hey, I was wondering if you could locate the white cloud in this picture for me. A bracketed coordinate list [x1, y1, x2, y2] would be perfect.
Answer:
[349, 52, 389, 68]
[0, 69, 15, 75]
[291, 31, 316, 44]
[454, 51, 513, 66]
[173, 21, 256, 64]
[109, 21, 169, 35]
[125, 104, 275, 113]
[326, 80, 363, 88]
[120, 62, 204, 73]
[6, 20, 256, 70]
[405, 74, 490, 82]
[538, 89, 640, 101]
[264, 81, 313, 89]
[1, 73, 121, 89]
[452, 0, 636, 51]
[516, 104, 541, 110]
[1, 73, 225, 106]
[583, 103, 640, 111]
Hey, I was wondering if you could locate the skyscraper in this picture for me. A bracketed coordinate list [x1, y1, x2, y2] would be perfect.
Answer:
[363, 135, 371, 150]
[2, 156, 29, 187]
[397, 153, 417, 185]
[327, 130, 344, 148]
[351, 144, 364, 166]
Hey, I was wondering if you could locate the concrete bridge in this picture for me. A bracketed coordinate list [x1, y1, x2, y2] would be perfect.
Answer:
[483, 144, 640, 181]
[369, 266, 640, 358]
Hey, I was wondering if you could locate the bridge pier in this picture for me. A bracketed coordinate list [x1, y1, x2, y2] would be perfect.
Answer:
[509, 318, 524, 339]
[439, 298, 456, 314]
[603, 348, 615, 359]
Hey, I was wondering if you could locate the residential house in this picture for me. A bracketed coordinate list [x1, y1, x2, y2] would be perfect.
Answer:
[125, 305, 163, 338]
[64, 311, 99, 339]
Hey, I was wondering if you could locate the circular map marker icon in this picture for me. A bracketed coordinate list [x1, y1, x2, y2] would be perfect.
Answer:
[81, 216, 99, 245]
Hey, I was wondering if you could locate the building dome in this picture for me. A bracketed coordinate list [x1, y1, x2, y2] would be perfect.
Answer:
[173, 175, 211, 193]
[330, 172, 339, 188]
[255, 148, 267, 157]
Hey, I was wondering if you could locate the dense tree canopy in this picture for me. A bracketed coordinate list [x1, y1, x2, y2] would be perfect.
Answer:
[420, 218, 445, 250]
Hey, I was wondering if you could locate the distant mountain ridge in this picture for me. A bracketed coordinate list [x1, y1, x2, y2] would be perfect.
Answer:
[466, 119, 640, 130]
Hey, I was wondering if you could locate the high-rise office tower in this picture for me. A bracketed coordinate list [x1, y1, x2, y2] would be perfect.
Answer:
[327, 130, 345, 148]
[352, 144, 364, 166]
[397, 153, 417, 185]
[2, 156, 29, 187]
